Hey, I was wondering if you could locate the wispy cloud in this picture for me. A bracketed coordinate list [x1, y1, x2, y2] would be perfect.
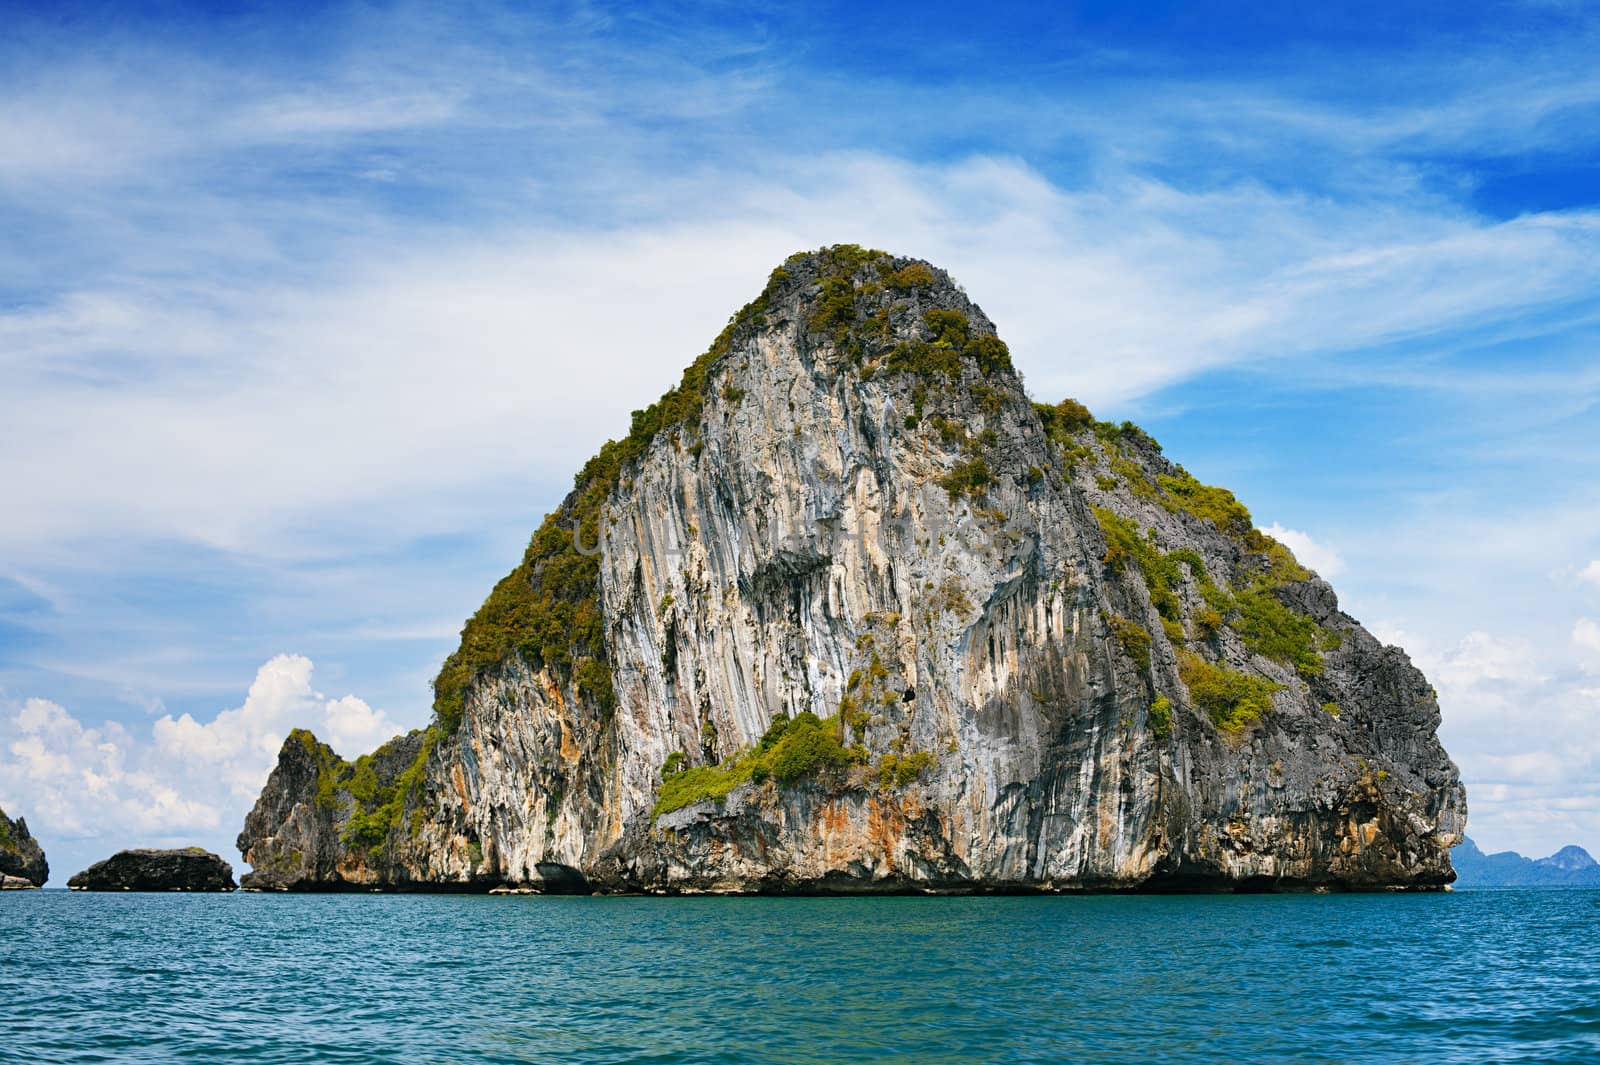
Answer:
[6, 151, 1598, 562]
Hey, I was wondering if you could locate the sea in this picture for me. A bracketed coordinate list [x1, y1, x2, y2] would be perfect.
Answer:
[2, 888, 1597, 1063]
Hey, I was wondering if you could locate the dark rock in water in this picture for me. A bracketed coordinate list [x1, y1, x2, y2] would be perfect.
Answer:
[68, 848, 236, 892]
[239, 245, 1465, 894]
[1452, 837, 1600, 888]
[0, 806, 48, 887]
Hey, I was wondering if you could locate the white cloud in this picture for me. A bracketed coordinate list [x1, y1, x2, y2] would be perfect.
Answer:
[149, 654, 397, 801]
[4, 153, 1599, 564]
[4, 13, 1600, 567]
[1575, 617, 1600, 665]
[1579, 560, 1600, 587]
[1367, 619, 1424, 654]
[1335, 490, 1600, 856]
[0, 657, 396, 876]
[234, 91, 461, 140]
[1432, 631, 1546, 691]
[1261, 523, 1345, 578]
[3, 697, 215, 839]
[1423, 625, 1600, 856]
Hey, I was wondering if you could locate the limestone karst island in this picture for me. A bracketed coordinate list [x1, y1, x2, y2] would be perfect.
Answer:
[237, 246, 1465, 894]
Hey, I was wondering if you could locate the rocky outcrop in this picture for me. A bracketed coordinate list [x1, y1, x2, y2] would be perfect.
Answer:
[0, 806, 48, 887]
[68, 848, 236, 892]
[240, 245, 1465, 893]
[237, 728, 451, 891]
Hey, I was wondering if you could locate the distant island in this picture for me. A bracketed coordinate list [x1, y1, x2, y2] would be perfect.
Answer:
[1453, 837, 1600, 888]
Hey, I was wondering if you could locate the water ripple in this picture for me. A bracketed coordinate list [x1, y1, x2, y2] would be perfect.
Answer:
[3, 890, 1599, 1062]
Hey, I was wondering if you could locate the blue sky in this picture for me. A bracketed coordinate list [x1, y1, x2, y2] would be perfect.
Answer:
[2, 0, 1599, 881]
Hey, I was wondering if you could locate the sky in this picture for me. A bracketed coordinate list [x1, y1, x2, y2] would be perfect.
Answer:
[2, 0, 1598, 883]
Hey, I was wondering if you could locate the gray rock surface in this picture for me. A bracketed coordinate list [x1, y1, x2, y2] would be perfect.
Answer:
[237, 728, 446, 891]
[0, 806, 48, 887]
[239, 246, 1465, 893]
[68, 848, 236, 892]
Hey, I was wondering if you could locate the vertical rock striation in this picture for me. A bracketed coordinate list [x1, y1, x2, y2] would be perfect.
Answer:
[239, 246, 1465, 893]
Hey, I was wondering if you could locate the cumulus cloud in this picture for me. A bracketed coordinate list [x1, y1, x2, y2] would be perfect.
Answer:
[1425, 628, 1600, 855]
[149, 654, 398, 801]
[2, 697, 217, 839]
[1580, 561, 1600, 587]
[1261, 523, 1345, 579]
[0, 656, 396, 866]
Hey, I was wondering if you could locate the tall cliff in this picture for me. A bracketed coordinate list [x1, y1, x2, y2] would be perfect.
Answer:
[239, 246, 1465, 893]
[0, 806, 49, 887]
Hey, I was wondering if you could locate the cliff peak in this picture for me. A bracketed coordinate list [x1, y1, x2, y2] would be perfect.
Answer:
[1539, 845, 1597, 872]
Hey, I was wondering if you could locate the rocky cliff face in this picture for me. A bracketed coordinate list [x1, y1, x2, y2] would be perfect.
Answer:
[0, 806, 48, 887]
[239, 246, 1465, 893]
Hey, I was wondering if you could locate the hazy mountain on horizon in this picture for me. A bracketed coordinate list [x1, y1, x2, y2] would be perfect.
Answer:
[1453, 837, 1600, 888]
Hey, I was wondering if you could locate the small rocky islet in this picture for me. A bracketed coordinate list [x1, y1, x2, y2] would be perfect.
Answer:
[235, 246, 1466, 894]
[0, 806, 48, 889]
[67, 848, 236, 892]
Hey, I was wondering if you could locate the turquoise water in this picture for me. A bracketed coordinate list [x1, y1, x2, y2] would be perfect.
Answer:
[3, 890, 1598, 1063]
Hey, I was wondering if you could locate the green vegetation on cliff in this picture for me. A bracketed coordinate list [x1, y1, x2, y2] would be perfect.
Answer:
[1165, 549, 1231, 614]
[294, 727, 437, 856]
[1074, 400, 1341, 732]
[884, 308, 1012, 381]
[430, 257, 803, 734]
[653, 711, 861, 817]
[1094, 507, 1183, 622]
[1230, 587, 1325, 676]
[939, 457, 994, 499]
[1177, 653, 1285, 732]
[433, 244, 1019, 737]
[876, 749, 934, 787]
[298, 728, 353, 812]
[1107, 614, 1154, 671]
[1157, 471, 1250, 533]
[1148, 696, 1174, 739]
[882, 262, 935, 292]
[341, 734, 439, 852]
